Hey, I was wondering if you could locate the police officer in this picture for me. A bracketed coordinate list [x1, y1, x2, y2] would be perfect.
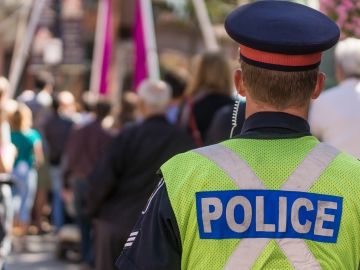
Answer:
[116, 1, 360, 269]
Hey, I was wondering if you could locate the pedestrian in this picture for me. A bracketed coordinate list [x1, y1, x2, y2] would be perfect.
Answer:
[309, 37, 360, 158]
[0, 105, 16, 173]
[62, 100, 113, 268]
[77, 91, 97, 127]
[0, 77, 17, 267]
[55, 91, 77, 123]
[44, 91, 76, 234]
[19, 74, 54, 236]
[111, 92, 139, 134]
[87, 80, 195, 270]
[10, 103, 44, 239]
[163, 70, 187, 125]
[0, 77, 16, 173]
[17, 73, 53, 133]
[178, 52, 234, 146]
[44, 93, 74, 232]
[116, 2, 360, 269]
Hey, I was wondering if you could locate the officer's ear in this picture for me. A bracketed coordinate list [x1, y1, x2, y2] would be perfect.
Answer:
[234, 69, 246, 97]
[312, 72, 326, 100]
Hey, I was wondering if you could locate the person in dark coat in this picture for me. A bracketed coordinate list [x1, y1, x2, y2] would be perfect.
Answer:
[86, 80, 195, 270]
[62, 100, 113, 268]
[44, 93, 74, 232]
[205, 99, 246, 145]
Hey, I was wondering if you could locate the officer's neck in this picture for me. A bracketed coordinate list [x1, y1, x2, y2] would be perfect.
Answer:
[245, 98, 309, 121]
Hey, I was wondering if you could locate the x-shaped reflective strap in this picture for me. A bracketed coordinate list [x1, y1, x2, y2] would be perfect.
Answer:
[194, 143, 339, 270]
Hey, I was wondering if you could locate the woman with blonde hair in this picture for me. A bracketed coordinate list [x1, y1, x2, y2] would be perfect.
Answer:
[10, 103, 44, 238]
[179, 52, 234, 146]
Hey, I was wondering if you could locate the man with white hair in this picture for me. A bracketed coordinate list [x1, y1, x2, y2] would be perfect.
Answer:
[309, 37, 360, 158]
[137, 80, 172, 119]
[87, 80, 194, 270]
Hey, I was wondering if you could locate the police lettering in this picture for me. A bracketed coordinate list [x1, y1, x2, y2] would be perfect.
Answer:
[202, 195, 336, 236]
[196, 190, 343, 243]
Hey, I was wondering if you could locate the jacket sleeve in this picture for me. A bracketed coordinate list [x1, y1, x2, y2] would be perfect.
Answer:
[86, 132, 125, 217]
[116, 179, 182, 270]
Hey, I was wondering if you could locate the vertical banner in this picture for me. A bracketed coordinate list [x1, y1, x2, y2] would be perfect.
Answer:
[192, 0, 219, 52]
[9, 0, 47, 98]
[133, 0, 148, 89]
[133, 0, 160, 90]
[99, 0, 112, 95]
[90, 0, 112, 96]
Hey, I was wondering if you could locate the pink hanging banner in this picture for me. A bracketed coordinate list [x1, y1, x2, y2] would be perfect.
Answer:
[133, 0, 148, 90]
[99, 0, 113, 95]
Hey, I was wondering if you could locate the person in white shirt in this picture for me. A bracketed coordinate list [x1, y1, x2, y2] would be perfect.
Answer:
[309, 38, 360, 158]
[0, 77, 16, 268]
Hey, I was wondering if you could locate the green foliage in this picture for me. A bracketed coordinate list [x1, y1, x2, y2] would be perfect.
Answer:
[205, 0, 239, 24]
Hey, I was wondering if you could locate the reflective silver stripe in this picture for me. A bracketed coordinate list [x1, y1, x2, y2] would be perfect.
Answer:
[223, 238, 270, 270]
[277, 239, 321, 270]
[278, 144, 338, 270]
[142, 179, 165, 214]
[195, 146, 265, 190]
[194, 143, 339, 270]
[130, 231, 139, 237]
[281, 143, 340, 191]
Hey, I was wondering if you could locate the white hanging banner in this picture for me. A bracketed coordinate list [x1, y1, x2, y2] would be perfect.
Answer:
[192, 0, 219, 52]
[90, 0, 107, 94]
[140, 0, 160, 80]
[9, 0, 47, 98]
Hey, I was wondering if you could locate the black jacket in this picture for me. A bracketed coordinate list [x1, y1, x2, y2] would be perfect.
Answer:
[179, 93, 234, 143]
[86, 115, 195, 238]
[44, 113, 73, 166]
[205, 101, 246, 145]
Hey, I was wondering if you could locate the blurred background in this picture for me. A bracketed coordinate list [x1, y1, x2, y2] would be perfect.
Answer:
[0, 0, 337, 101]
[0, 0, 358, 269]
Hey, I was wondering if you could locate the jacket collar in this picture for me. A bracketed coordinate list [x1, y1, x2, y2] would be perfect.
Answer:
[239, 112, 311, 139]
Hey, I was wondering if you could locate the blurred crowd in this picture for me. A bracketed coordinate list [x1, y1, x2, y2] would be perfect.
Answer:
[0, 35, 358, 270]
[0, 51, 245, 270]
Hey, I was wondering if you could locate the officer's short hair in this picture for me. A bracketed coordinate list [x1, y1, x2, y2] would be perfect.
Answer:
[335, 38, 360, 78]
[241, 60, 319, 109]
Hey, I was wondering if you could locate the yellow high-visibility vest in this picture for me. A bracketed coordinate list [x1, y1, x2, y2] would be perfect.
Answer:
[161, 136, 360, 269]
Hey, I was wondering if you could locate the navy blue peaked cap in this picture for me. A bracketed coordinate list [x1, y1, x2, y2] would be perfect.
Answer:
[225, 1, 340, 71]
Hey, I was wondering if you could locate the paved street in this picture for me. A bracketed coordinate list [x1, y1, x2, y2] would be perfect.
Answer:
[7, 234, 80, 270]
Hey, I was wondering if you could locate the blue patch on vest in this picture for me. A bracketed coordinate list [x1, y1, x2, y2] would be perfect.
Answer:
[196, 190, 342, 243]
